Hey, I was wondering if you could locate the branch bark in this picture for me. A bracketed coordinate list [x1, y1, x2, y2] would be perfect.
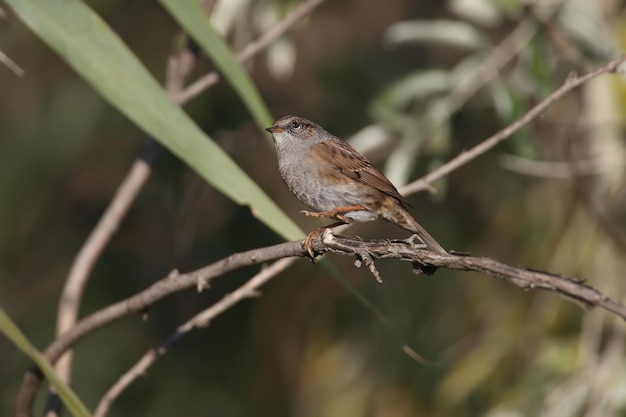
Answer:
[93, 258, 294, 417]
[402, 54, 626, 195]
[320, 232, 626, 319]
[12, 7, 626, 417]
[13, 229, 626, 417]
[41, 1, 329, 416]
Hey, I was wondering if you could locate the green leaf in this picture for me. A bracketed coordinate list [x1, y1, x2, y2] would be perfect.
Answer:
[159, 0, 274, 132]
[5, 0, 411, 373]
[0, 306, 92, 417]
[4, 0, 303, 241]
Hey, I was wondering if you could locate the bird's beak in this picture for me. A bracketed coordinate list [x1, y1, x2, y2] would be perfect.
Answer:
[265, 125, 282, 133]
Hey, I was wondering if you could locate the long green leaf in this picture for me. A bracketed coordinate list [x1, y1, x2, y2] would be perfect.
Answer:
[159, 0, 274, 131]
[0, 306, 92, 417]
[5, 0, 410, 371]
[4, 0, 303, 241]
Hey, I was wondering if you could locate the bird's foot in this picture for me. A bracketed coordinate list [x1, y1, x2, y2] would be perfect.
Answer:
[302, 228, 323, 261]
[301, 221, 348, 262]
[300, 205, 366, 220]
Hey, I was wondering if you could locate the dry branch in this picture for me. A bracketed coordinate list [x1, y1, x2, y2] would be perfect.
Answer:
[320, 231, 626, 320]
[41, 1, 330, 415]
[93, 258, 294, 417]
[12, 4, 626, 415]
[402, 54, 626, 194]
[14, 229, 626, 416]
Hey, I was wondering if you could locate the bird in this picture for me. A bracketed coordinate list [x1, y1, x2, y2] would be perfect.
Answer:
[265, 115, 446, 259]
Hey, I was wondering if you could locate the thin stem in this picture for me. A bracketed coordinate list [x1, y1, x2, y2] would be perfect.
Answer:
[177, 0, 327, 104]
[93, 258, 294, 417]
[401, 54, 626, 195]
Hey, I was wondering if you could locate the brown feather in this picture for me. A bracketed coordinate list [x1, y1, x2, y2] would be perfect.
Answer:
[311, 138, 411, 206]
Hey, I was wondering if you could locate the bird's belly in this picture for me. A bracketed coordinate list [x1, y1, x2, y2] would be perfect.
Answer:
[304, 187, 379, 223]
[279, 161, 376, 221]
[289, 181, 378, 222]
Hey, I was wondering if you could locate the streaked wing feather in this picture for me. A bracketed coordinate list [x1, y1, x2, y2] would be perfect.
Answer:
[311, 138, 410, 206]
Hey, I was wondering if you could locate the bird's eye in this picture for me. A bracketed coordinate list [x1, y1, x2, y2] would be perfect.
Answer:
[291, 121, 301, 129]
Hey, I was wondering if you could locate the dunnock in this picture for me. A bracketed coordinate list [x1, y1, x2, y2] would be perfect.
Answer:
[266, 115, 446, 258]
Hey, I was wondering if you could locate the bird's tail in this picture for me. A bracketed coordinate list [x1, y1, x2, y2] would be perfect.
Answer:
[393, 206, 447, 255]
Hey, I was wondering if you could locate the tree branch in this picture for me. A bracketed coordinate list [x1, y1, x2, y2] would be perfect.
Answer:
[176, 0, 328, 104]
[53, 159, 152, 388]
[37, 1, 329, 416]
[14, 227, 626, 416]
[13, 10, 626, 417]
[402, 54, 626, 195]
[319, 231, 626, 320]
[93, 258, 294, 417]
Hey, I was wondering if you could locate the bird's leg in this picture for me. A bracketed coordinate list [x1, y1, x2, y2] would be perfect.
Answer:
[301, 205, 367, 220]
[302, 221, 346, 261]
[300, 205, 367, 260]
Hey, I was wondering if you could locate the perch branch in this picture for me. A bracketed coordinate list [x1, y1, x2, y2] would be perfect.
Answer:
[46, 0, 328, 411]
[16, 52, 626, 417]
[319, 232, 626, 320]
[34, 232, 626, 399]
[14, 230, 626, 417]
[14, 14, 626, 417]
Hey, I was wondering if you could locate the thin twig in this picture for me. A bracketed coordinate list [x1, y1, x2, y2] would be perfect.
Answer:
[50, 0, 327, 394]
[15, 1, 329, 416]
[431, 0, 567, 122]
[176, 0, 327, 104]
[28, 2, 329, 416]
[431, 18, 536, 122]
[166, 47, 198, 97]
[401, 54, 626, 195]
[318, 231, 626, 318]
[15, 14, 626, 417]
[93, 258, 293, 417]
[38, 233, 626, 370]
[498, 153, 624, 177]
[0, 48, 24, 77]
[15, 228, 626, 417]
[49, 39, 199, 417]
[53, 159, 151, 386]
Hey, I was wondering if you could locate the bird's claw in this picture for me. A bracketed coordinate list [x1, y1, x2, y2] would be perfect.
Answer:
[301, 210, 325, 218]
[302, 231, 318, 262]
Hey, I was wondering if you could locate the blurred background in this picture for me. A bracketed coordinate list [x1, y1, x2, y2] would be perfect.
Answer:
[2, 0, 626, 416]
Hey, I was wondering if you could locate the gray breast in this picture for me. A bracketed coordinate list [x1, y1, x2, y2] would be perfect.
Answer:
[275, 137, 378, 215]
[277, 151, 330, 211]
[279, 159, 377, 214]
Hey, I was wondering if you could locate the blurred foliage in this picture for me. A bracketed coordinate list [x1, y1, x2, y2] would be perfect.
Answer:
[1, 0, 626, 416]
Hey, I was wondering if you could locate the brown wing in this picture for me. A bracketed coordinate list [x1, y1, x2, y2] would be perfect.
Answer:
[310, 138, 410, 206]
